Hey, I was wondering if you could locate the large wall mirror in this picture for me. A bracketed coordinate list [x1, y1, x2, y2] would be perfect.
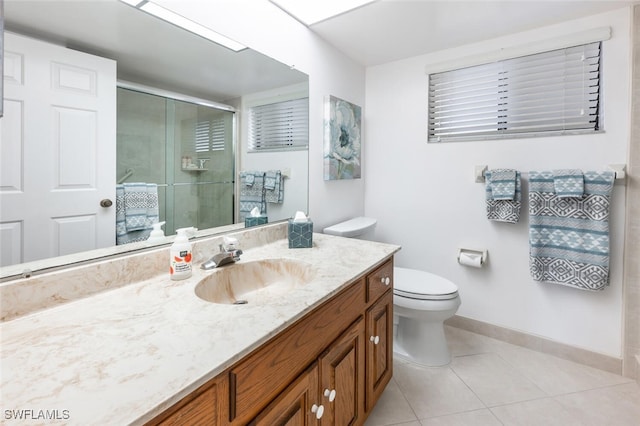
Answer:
[1, 0, 309, 280]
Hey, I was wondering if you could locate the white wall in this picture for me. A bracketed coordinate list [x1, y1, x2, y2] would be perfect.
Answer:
[364, 8, 631, 357]
[156, 0, 367, 230]
[157, 1, 632, 357]
[237, 83, 309, 222]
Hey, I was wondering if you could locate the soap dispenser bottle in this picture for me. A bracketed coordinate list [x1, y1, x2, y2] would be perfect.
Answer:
[170, 227, 194, 280]
[147, 221, 166, 245]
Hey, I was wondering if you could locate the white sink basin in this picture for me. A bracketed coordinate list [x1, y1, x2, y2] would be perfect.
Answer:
[194, 259, 315, 305]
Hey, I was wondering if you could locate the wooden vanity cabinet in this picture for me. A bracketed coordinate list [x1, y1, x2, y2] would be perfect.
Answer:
[146, 378, 220, 425]
[146, 257, 394, 426]
[228, 280, 367, 425]
[251, 318, 366, 426]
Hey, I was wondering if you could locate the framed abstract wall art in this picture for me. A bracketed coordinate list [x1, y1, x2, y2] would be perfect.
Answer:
[324, 95, 361, 180]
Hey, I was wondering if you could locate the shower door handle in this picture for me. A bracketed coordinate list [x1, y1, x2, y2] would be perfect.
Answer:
[100, 199, 113, 208]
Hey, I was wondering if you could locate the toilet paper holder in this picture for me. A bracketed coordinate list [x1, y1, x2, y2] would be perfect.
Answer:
[457, 248, 488, 267]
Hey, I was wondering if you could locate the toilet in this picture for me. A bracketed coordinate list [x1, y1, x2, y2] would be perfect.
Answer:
[323, 217, 461, 367]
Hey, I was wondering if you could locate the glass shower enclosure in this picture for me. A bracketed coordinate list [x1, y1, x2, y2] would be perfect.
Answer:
[116, 86, 235, 237]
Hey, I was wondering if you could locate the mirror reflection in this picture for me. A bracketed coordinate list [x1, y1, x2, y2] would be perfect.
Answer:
[1, 0, 309, 278]
[116, 85, 235, 240]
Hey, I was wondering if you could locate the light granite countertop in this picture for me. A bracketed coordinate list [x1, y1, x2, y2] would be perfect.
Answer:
[0, 231, 400, 425]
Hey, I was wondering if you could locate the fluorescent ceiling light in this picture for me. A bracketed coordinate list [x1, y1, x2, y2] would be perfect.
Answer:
[120, 0, 247, 52]
[270, 0, 377, 26]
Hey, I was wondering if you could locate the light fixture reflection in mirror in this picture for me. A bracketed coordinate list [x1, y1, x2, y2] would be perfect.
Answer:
[0, 0, 309, 280]
[120, 0, 247, 52]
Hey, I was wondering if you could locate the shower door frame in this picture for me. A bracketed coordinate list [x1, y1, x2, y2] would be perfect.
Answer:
[116, 81, 237, 236]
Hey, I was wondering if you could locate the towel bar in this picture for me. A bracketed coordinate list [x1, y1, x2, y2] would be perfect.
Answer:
[117, 168, 134, 184]
[474, 164, 626, 184]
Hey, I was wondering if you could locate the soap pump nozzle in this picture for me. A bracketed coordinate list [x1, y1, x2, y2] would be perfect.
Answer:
[147, 221, 166, 244]
[175, 227, 198, 240]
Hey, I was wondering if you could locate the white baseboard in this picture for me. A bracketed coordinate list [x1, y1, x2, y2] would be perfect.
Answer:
[446, 315, 622, 375]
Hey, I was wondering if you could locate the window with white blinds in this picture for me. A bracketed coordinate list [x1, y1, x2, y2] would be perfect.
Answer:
[248, 97, 309, 151]
[428, 42, 601, 142]
[195, 117, 226, 152]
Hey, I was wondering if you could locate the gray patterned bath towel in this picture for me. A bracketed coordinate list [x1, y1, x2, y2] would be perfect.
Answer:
[239, 171, 267, 221]
[529, 170, 615, 291]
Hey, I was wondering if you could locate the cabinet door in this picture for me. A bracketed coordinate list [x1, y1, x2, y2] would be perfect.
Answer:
[249, 363, 320, 426]
[319, 318, 365, 426]
[365, 290, 393, 412]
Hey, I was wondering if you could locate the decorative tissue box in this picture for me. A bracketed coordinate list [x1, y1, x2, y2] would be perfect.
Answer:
[288, 219, 313, 248]
[245, 216, 268, 228]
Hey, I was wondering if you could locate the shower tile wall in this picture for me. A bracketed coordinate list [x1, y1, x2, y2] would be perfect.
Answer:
[117, 89, 167, 189]
[117, 89, 169, 233]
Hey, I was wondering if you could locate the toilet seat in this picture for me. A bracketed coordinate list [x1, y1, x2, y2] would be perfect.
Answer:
[393, 267, 458, 301]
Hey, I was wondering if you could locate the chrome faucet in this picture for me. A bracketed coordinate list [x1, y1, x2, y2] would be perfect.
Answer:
[200, 237, 243, 270]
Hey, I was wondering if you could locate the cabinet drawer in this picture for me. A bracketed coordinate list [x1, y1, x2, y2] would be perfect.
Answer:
[366, 259, 393, 303]
[155, 383, 217, 426]
[228, 279, 366, 424]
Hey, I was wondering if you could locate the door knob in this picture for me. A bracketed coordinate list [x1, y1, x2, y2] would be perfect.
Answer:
[100, 199, 113, 208]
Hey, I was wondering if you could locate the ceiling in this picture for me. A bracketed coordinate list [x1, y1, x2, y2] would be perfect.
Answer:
[2, 0, 308, 102]
[307, 0, 635, 66]
[3, 0, 635, 98]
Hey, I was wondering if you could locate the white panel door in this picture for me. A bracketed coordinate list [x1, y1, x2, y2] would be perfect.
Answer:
[0, 32, 116, 266]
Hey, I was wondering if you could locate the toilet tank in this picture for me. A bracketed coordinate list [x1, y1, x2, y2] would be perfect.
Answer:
[322, 217, 377, 239]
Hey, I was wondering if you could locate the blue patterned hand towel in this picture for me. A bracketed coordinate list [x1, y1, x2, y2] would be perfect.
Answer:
[529, 170, 615, 291]
[485, 169, 521, 223]
[265, 170, 284, 204]
[244, 173, 255, 186]
[553, 169, 584, 198]
[488, 169, 517, 200]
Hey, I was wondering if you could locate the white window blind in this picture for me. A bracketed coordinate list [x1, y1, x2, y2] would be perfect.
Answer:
[195, 117, 226, 152]
[248, 97, 309, 151]
[428, 42, 601, 142]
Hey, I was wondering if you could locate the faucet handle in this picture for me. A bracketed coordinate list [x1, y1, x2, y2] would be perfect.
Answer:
[220, 236, 240, 252]
[223, 236, 238, 248]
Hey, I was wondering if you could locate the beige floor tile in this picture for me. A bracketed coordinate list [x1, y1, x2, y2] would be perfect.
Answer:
[450, 353, 546, 407]
[554, 382, 640, 426]
[365, 378, 418, 426]
[393, 359, 485, 419]
[419, 409, 502, 426]
[496, 344, 633, 396]
[489, 397, 582, 426]
[376, 327, 640, 426]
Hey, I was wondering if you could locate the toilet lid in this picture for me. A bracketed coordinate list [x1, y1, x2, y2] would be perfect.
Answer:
[393, 267, 459, 300]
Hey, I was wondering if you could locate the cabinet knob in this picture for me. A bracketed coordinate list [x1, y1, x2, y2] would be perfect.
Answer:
[100, 198, 113, 208]
[311, 404, 324, 419]
[370, 335, 380, 345]
[324, 388, 336, 402]
[380, 276, 390, 286]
